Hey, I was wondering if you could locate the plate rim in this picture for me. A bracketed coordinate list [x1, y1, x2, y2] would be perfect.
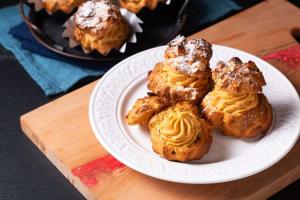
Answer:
[89, 45, 300, 184]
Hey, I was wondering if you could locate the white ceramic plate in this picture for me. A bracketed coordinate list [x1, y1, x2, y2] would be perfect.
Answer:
[89, 45, 300, 184]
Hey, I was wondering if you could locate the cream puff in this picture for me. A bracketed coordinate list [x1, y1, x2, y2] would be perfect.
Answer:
[202, 57, 273, 138]
[72, 0, 131, 55]
[148, 35, 213, 103]
[149, 102, 212, 161]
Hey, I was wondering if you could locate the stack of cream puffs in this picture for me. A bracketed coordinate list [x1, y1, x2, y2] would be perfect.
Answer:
[126, 35, 273, 162]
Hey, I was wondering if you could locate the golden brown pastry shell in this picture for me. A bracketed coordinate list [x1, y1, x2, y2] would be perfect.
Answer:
[43, 0, 85, 14]
[202, 93, 273, 138]
[164, 38, 213, 67]
[147, 62, 212, 103]
[213, 57, 266, 93]
[119, 0, 161, 13]
[125, 96, 170, 125]
[152, 134, 212, 162]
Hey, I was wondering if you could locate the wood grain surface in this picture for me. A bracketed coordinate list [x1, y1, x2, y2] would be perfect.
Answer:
[20, 1, 300, 199]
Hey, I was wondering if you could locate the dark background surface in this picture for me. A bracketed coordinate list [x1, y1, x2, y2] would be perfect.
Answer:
[0, 1, 299, 199]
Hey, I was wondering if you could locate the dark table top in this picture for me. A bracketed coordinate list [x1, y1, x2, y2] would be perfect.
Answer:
[0, 1, 299, 199]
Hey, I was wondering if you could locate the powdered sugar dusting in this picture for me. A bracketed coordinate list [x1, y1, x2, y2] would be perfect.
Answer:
[74, 0, 118, 32]
[185, 39, 210, 61]
[175, 86, 199, 100]
[213, 57, 266, 92]
[168, 35, 185, 46]
[165, 35, 212, 75]
[165, 58, 206, 75]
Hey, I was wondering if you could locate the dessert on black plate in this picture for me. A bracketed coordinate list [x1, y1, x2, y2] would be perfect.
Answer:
[71, 0, 132, 55]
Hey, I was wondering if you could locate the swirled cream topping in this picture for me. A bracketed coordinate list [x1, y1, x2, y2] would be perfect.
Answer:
[150, 106, 202, 147]
[161, 65, 209, 89]
[206, 90, 258, 114]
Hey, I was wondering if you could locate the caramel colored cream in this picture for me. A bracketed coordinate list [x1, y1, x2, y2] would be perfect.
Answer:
[206, 90, 258, 114]
[151, 109, 202, 147]
[161, 65, 208, 89]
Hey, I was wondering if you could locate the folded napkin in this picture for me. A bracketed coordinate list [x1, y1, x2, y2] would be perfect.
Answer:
[0, 6, 114, 96]
[0, 0, 260, 96]
[9, 23, 116, 68]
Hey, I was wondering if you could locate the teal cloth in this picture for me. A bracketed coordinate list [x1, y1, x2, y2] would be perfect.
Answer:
[0, 6, 103, 96]
[183, 0, 242, 35]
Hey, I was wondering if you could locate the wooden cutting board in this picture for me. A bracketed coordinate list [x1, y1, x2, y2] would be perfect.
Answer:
[20, 1, 300, 199]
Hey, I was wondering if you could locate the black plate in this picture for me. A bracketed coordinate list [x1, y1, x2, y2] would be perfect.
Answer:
[19, 0, 189, 62]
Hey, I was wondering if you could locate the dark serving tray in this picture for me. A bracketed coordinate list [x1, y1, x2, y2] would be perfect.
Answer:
[19, 0, 189, 62]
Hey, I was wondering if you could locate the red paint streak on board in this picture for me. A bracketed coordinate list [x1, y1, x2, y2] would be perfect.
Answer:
[72, 155, 125, 187]
[263, 45, 300, 69]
